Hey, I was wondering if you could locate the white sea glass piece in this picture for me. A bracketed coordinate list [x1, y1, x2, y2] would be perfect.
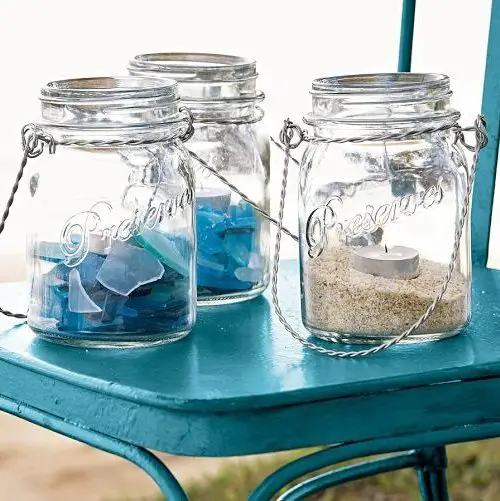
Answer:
[68, 269, 102, 313]
[96, 242, 165, 296]
[248, 252, 262, 270]
[234, 266, 261, 283]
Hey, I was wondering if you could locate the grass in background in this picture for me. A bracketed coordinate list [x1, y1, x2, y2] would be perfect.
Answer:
[133, 439, 500, 501]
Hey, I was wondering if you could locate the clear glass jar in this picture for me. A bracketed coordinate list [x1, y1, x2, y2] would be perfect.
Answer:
[128, 53, 270, 305]
[27, 77, 196, 347]
[299, 73, 470, 344]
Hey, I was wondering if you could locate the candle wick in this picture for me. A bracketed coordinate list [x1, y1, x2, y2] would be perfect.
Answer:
[384, 244, 388, 253]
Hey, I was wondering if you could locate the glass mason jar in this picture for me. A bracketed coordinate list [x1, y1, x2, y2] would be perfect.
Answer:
[128, 53, 270, 305]
[27, 77, 196, 347]
[299, 73, 470, 344]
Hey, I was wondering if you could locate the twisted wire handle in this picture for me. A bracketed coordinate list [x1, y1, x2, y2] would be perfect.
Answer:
[270, 115, 488, 358]
[0, 125, 57, 319]
[269, 136, 301, 167]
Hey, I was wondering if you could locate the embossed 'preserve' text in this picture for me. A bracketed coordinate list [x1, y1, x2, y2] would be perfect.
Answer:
[306, 177, 444, 258]
[60, 186, 193, 267]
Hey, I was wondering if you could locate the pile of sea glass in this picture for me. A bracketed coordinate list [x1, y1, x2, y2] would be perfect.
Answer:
[31, 232, 192, 338]
[196, 189, 263, 298]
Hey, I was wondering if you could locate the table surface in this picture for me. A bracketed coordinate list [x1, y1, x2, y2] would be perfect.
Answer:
[0, 261, 500, 456]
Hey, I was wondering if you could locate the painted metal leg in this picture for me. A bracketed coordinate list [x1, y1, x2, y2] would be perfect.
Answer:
[251, 419, 500, 501]
[276, 451, 420, 501]
[398, 0, 416, 71]
[251, 437, 422, 501]
[416, 447, 449, 501]
[0, 394, 188, 501]
[473, 0, 500, 264]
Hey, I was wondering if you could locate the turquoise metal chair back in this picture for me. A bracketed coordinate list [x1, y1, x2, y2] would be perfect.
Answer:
[398, 0, 498, 268]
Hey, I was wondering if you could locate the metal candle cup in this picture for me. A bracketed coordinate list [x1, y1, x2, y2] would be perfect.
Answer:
[353, 245, 420, 280]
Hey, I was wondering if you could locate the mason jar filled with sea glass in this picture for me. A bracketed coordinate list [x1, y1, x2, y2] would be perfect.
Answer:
[299, 73, 470, 343]
[27, 77, 196, 347]
[129, 53, 270, 305]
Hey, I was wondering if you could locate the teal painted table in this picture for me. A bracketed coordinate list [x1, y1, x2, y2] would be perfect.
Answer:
[0, 261, 500, 499]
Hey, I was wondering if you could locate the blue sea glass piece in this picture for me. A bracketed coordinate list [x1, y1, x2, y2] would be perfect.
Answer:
[43, 272, 66, 287]
[46, 253, 105, 288]
[197, 274, 252, 291]
[198, 235, 225, 255]
[34, 242, 66, 263]
[223, 233, 251, 267]
[134, 310, 190, 331]
[126, 280, 188, 312]
[96, 242, 164, 296]
[197, 258, 251, 290]
[159, 298, 190, 319]
[118, 304, 139, 318]
[197, 207, 225, 226]
[160, 266, 183, 284]
[89, 289, 128, 323]
[133, 298, 190, 322]
[197, 209, 226, 254]
[78, 253, 106, 286]
[135, 230, 189, 276]
[46, 264, 71, 286]
[238, 230, 254, 250]
[225, 216, 256, 231]
[129, 285, 153, 297]
[231, 201, 254, 218]
[195, 200, 260, 294]
[199, 207, 228, 236]
[68, 269, 102, 314]
[35, 278, 67, 320]
[227, 202, 257, 230]
[197, 253, 225, 277]
[214, 221, 228, 234]
[54, 285, 69, 300]
[59, 310, 123, 332]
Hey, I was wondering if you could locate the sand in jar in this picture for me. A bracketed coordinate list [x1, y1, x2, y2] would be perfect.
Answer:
[302, 245, 469, 343]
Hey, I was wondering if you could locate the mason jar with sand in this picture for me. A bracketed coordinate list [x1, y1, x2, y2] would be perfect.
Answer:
[128, 53, 270, 305]
[299, 73, 471, 344]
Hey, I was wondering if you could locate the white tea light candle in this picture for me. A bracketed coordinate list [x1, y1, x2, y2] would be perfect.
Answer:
[353, 245, 420, 280]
